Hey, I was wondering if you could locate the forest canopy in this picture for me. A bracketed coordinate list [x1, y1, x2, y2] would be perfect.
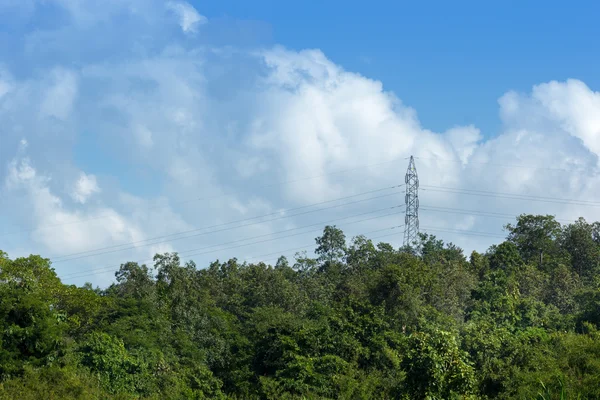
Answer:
[1, 214, 600, 399]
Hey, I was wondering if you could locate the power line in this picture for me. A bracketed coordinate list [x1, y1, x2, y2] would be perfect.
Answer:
[56, 192, 569, 277]
[421, 226, 506, 239]
[59, 201, 588, 282]
[232, 228, 403, 266]
[414, 155, 591, 174]
[421, 206, 516, 219]
[32, 155, 600, 283]
[4, 153, 595, 238]
[52, 184, 402, 261]
[420, 205, 578, 224]
[180, 227, 402, 264]
[64, 225, 404, 282]
[421, 185, 600, 207]
[52, 186, 403, 263]
[1, 157, 408, 237]
[61, 206, 404, 281]
[182, 209, 402, 261]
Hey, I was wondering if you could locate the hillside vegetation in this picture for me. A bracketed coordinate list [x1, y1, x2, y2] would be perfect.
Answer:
[1, 214, 600, 399]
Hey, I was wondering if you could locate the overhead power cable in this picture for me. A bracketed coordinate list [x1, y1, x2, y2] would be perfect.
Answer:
[419, 205, 578, 224]
[229, 228, 403, 267]
[421, 185, 600, 207]
[61, 206, 403, 281]
[1, 157, 407, 237]
[421, 226, 506, 239]
[185, 209, 402, 260]
[414, 155, 591, 173]
[179, 208, 401, 261]
[64, 224, 403, 281]
[52, 185, 403, 263]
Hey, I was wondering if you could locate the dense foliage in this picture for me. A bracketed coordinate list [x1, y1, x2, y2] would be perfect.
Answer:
[2, 214, 600, 399]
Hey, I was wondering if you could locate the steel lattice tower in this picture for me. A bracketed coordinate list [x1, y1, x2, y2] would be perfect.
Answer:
[403, 156, 419, 247]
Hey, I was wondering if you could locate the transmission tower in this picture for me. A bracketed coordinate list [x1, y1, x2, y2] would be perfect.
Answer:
[403, 156, 419, 247]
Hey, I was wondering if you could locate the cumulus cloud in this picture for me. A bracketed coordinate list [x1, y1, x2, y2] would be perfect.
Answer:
[1, 0, 600, 287]
[243, 47, 453, 202]
[443, 126, 482, 165]
[71, 172, 100, 204]
[166, 1, 207, 33]
[5, 157, 37, 189]
[500, 80, 600, 163]
[4, 155, 140, 255]
[2, 151, 193, 285]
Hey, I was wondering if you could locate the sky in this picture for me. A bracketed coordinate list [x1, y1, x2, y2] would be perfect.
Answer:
[1, 0, 600, 287]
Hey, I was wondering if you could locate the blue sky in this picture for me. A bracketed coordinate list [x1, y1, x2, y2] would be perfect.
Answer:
[193, 0, 600, 134]
[1, 0, 600, 287]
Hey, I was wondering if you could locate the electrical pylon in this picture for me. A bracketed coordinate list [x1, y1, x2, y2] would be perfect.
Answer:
[403, 156, 419, 247]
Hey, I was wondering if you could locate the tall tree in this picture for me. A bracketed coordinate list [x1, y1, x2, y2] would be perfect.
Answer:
[315, 225, 347, 265]
[0, 254, 66, 379]
[505, 214, 563, 267]
[561, 218, 600, 281]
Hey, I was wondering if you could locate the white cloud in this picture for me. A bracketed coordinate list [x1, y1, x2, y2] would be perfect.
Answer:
[2, 0, 600, 287]
[244, 47, 445, 202]
[40, 68, 78, 120]
[5, 157, 37, 189]
[166, 1, 207, 33]
[444, 125, 482, 165]
[2, 152, 194, 287]
[4, 156, 138, 255]
[149, 242, 175, 259]
[517, 80, 600, 162]
[71, 172, 100, 204]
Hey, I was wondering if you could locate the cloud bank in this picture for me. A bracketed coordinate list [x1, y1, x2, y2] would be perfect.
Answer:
[1, 0, 599, 286]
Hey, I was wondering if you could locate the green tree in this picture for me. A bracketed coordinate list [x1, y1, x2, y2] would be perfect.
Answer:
[403, 328, 476, 399]
[346, 235, 377, 271]
[561, 218, 600, 282]
[315, 225, 347, 265]
[5, 215, 600, 399]
[0, 254, 66, 379]
[489, 241, 522, 272]
[76, 332, 141, 394]
[505, 214, 564, 267]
